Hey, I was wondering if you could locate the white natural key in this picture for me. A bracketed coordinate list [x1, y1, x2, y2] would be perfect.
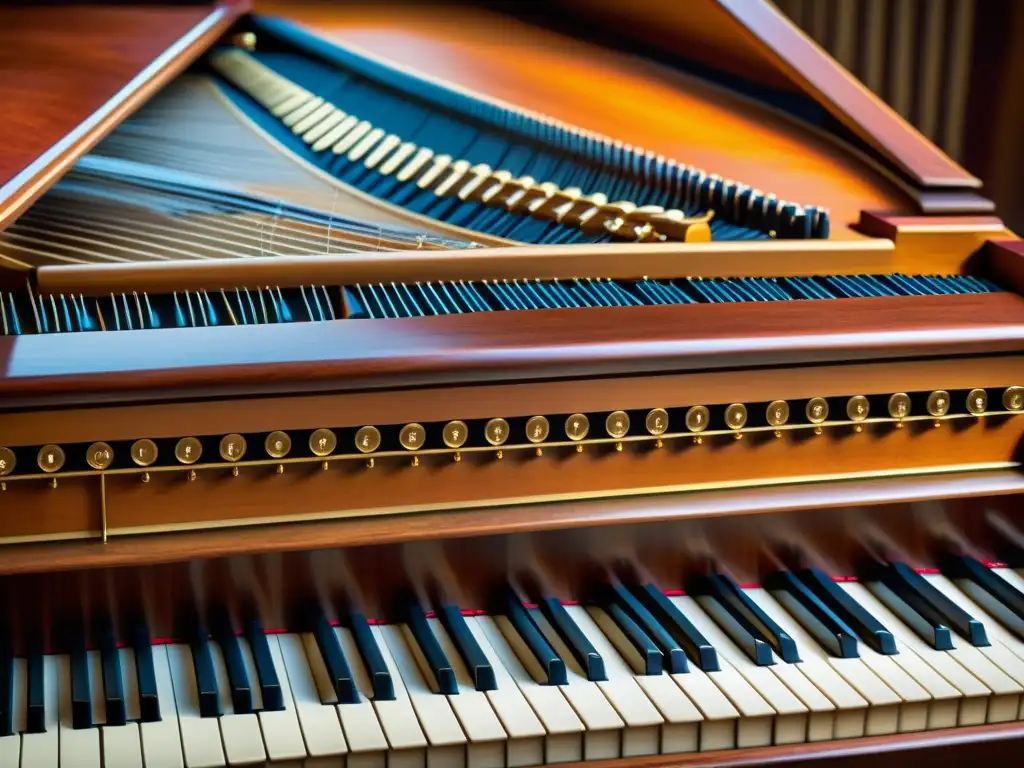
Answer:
[584, 607, 703, 754]
[277, 634, 349, 764]
[379, 624, 467, 768]
[256, 637, 308, 767]
[331, 627, 392, 768]
[19, 655, 59, 768]
[59, 654, 101, 768]
[140, 646, 185, 768]
[484, 616, 586, 763]
[465, 617, 547, 767]
[0, 658, 26, 768]
[166, 644, 226, 768]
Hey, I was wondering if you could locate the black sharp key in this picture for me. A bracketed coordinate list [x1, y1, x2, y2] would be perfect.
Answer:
[405, 605, 458, 695]
[942, 556, 1024, 638]
[691, 587, 774, 666]
[872, 562, 988, 647]
[133, 628, 160, 722]
[631, 584, 720, 671]
[698, 574, 801, 663]
[101, 631, 127, 727]
[246, 622, 283, 712]
[191, 630, 222, 719]
[538, 598, 606, 682]
[349, 613, 394, 701]
[604, 602, 663, 675]
[217, 630, 254, 715]
[71, 646, 92, 730]
[312, 614, 359, 704]
[439, 606, 497, 691]
[503, 591, 567, 686]
[796, 569, 898, 655]
[765, 572, 859, 658]
[26, 652, 45, 734]
[0, 649, 13, 737]
[606, 583, 687, 673]
[867, 580, 954, 651]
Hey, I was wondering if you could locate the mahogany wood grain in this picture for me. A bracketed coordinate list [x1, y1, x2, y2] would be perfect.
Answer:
[550, 0, 981, 194]
[0, 2, 248, 231]
[34, 239, 898, 296]
[4, 354, 1020, 446]
[253, 1, 913, 233]
[3, 414, 1018, 544]
[2, 293, 1023, 408]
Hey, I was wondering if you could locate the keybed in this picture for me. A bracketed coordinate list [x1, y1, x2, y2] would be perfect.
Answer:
[6, 561, 1024, 766]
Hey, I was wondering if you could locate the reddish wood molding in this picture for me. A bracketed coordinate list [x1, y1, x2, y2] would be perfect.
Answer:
[1, 294, 1023, 407]
[0, 2, 249, 231]
[987, 240, 1024, 296]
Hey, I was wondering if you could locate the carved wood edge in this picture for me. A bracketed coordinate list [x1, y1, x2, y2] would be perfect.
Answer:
[715, 0, 981, 193]
[1, 468, 1020, 576]
[0, 2, 250, 232]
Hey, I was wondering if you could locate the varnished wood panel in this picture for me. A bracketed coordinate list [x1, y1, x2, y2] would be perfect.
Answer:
[0, 3, 247, 230]
[2, 293, 1023, 408]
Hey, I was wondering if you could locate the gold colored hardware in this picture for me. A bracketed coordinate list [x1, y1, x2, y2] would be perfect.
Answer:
[399, 424, 426, 451]
[265, 431, 292, 459]
[411, 455, 421, 467]
[565, 414, 590, 441]
[442, 421, 469, 449]
[366, 457, 375, 468]
[725, 404, 747, 430]
[535, 447, 543, 457]
[606, 411, 630, 439]
[50, 478, 58, 489]
[174, 437, 203, 465]
[496, 449, 503, 460]
[0, 447, 15, 476]
[310, 428, 337, 457]
[967, 389, 988, 415]
[276, 464, 284, 474]
[693, 436, 703, 445]
[685, 405, 710, 433]
[232, 466, 240, 477]
[321, 461, 329, 471]
[38, 444, 65, 473]
[188, 470, 197, 482]
[142, 472, 151, 483]
[1003, 386, 1023, 411]
[575, 444, 584, 453]
[888, 393, 911, 427]
[232, 31, 257, 51]
[927, 390, 950, 417]
[131, 439, 159, 467]
[355, 426, 382, 454]
[846, 396, 870, 422]
[485, 418, 510, 446]
[220, 434, 247, 462]
[615, 441, 624, 451]
[525, 416, 550, 444]
[806, 397, 829, 424]
[86, 442, 114, 471]
[100, 473, 107, 542]
[766, 400, 789, 428]
[655, 438, 663, 448]
[1, 483, 5, 491]
[645, 408, 669, 436]
[453, 451, 462, 463]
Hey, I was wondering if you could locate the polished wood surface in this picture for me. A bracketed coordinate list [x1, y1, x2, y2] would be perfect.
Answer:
[553, 0, 982, 196]
[2, 293, 1022, 407]
[0, 2, 247, 231]
[34, 240, 897, 296]
[253, 1, 912, 234]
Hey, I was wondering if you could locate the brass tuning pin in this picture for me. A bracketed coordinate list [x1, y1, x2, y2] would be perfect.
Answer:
[0, 447, 16, 479]
[806, 397, 829, 435]
[220, 434, 246, 477]
[1004, 386, 1024, 412]
[927, 390, 950, 427]
[725, 404, 747, 439]
[443, 421, 468, 462]
[485, 417, 509, 460]
[645, 408, 668, 448]
[525, 415, 549, 456]
[888, 393, 911, 428]
[967, 388, 988, 416]
[399, 423, 425, 466]
[847, 396, 869, 432]
[766, 400, 789, 438]
[606, 411, 629, 451]
[686, 406, 709, 444]
[355, 426, 381, 468]
[565, 414, 590, 453]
